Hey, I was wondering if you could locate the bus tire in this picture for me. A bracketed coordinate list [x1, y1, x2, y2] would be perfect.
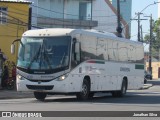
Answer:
[112, 80, 127, 97]
[76, 80, 90, 100]
[34, 92, 47, 101]
[111, 91, 118, 97]
[118, 80, 127, 97]
[88, 93, 94, 99]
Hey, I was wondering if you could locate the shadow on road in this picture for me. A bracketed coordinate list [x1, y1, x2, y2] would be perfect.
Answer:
[32, 80, 160, 104]
[33, 92, 160, 105]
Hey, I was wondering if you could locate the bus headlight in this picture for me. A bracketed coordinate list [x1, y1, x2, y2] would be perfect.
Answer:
[17, 74, 24, 80]
[58, 74, 68, 81]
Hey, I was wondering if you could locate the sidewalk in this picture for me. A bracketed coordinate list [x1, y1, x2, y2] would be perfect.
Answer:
[141, 84, 153, 89]
[0, 88, 34, 99]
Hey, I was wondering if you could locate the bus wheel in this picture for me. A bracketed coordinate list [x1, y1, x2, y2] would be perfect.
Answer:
[34, 92, 47, 101]
[88, 93, 94, 99]
[76, 80, 90, 100]
[111, 91, 118, 97]
[112, 80, 127, 97]
[118, 80, 127, 97]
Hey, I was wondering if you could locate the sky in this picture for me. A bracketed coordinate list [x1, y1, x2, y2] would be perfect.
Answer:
[130, 0, 159, 52]
[131, 0, 158, 41]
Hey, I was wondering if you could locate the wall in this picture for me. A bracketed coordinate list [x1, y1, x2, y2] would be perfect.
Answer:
[31, 0, 94, 28]
[92, 0, 117, 33]
[0, 2, 30, 64]
[30, 0, 129, 37]
[146, 62, 160, 80]
[31, 0, 87, 22]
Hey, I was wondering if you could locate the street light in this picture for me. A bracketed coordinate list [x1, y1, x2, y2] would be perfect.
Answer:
[123, 1, 160, 30]
[140, 1, 160, 13]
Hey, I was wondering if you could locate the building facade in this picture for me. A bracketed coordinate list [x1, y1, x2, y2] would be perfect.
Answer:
[111, 0, 132, 37]
[92, 0, 118, 34]
[31, 0, 97, 29]
[0, 0, 31, 64]
[30, 0, 129, 38]
[92, 0, 129, 38]
[146, 62, 160, 80]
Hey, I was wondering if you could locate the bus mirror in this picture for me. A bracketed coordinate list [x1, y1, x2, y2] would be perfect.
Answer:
[11, 44, 15, 54]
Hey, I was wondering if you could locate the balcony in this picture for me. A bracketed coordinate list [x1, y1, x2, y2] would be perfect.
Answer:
[37, 17, 98, 29]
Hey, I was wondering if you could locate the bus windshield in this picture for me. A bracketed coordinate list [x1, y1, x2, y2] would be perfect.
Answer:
[17, 36, 71, 71]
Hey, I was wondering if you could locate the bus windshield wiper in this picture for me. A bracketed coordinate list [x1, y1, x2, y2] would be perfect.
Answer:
[59, 52, 65, 67]
[39, 39, 53, 70]
[27, 45, 41, 70]
[43, 47, 52, 70]
[27, 39, 52, 70]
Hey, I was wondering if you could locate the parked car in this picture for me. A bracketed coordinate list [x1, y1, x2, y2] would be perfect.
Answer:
[144, 71, 152, 80]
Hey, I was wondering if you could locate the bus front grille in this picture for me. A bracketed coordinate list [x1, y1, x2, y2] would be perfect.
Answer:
[28, 80, 53, 82]
[26, 85, 54, 90]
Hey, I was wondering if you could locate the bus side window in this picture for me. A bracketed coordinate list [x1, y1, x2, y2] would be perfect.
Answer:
[72, 40, 76, 61]
[71, 39, 77, 68]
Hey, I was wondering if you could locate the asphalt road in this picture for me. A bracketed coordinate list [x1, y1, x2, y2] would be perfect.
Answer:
[1, 87, 160, 111]
[0, 80, 160, 120]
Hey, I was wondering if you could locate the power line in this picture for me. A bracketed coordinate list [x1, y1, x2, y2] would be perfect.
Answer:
[0, 35, 22, 38]
[0, 3, 119, 29]
[8, 10, 29, 17]
[0, 11, 42, 29]
[0, 4, 120, 30]
[3, 7, 118, 29]
[0, 10, 27, 25]
[123, 1, 160, 29]
[2, 7, 116, 20]
[1, 2, 29, 13]
[31, 4, 117, 18]
[31, 4, 77, 17]
[131, 12, 147, 41]
[93, 15, 117, 18]
[1, 2, 117, 19]
[7, 4, 117, 18]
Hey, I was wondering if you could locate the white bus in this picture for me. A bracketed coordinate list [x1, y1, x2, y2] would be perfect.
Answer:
[11, 28, 144, 100]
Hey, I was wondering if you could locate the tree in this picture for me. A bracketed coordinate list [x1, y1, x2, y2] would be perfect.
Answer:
[144, 18, 160, 59]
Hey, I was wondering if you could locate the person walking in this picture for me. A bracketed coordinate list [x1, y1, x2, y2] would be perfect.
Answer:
[1, 65, 9, 88]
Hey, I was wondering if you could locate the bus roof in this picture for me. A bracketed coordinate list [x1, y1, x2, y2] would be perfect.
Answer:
[23, 28, 117, 37]
[23, 28, 75, 37]
[23, 28, 142, 45]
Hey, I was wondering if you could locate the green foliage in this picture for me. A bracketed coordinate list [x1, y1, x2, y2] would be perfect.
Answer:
[144, 18, 160, 57]
[144, 34, 150, 43]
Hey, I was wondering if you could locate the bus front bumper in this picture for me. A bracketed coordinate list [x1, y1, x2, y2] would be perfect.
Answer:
[16, 77, 70, 93]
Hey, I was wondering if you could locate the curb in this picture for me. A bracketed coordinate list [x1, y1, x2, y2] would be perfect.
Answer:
[141, 84, 153, 89]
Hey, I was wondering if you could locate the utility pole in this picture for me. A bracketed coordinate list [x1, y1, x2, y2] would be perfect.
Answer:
[149, 14, 153, 75]
[137, 12, 141, 42]
[140, 25, 143, 42]
[144, 14, 153, 74]
[116, 0, 122, 37]
[131, 12, 147, 42]
[28, 7, 32, 30]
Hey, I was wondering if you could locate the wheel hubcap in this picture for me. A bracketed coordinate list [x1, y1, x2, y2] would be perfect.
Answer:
[122, 85, 126, 94]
